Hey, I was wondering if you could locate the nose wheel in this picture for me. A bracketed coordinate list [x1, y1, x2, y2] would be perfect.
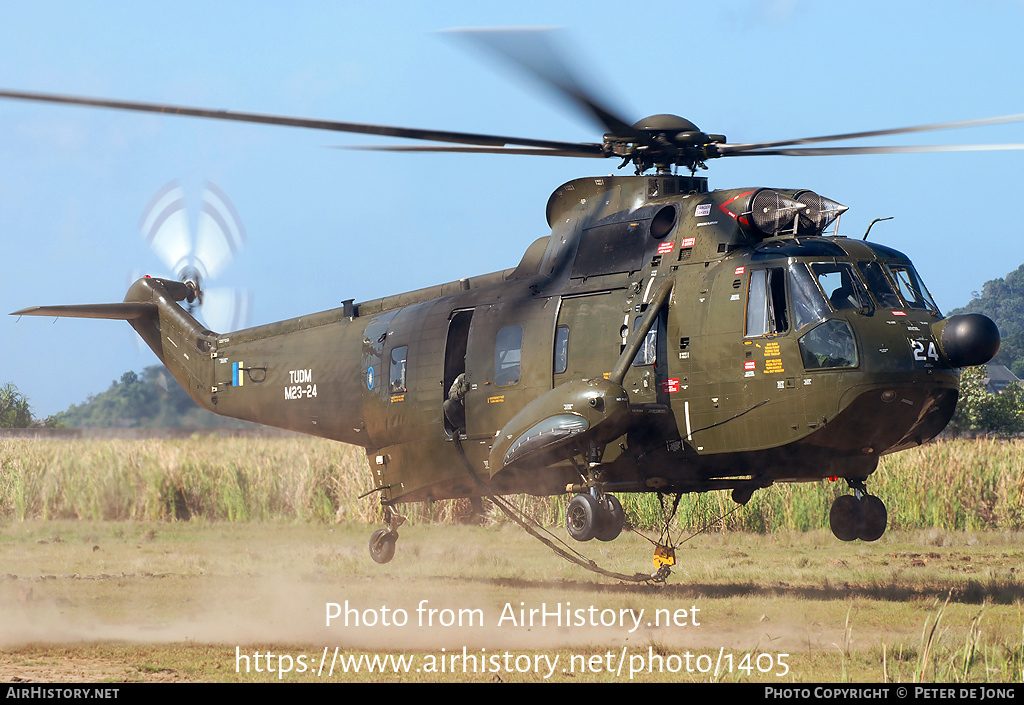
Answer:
[566, 492, 625, 542]
[829, 487, 887, 542]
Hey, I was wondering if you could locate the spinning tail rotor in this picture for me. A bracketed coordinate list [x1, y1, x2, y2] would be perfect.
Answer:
[139, 181, 251, 333]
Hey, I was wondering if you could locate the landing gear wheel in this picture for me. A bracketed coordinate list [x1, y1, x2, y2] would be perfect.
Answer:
[858, 495, 888, 542]
[566, 494, 600, 542]
[369, 529, 397, 564]
[829, 494, 864, 542]
[594, 494, 625, 542]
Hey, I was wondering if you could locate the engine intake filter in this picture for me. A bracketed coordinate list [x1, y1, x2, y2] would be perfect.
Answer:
[794, 190, 848, 234]
[750, 189, 806, 236]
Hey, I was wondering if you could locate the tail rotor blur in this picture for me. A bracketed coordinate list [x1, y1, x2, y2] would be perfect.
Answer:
[138, 180, 251, 333]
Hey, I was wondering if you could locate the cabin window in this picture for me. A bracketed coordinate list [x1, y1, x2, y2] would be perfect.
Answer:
[789, 263, 829, 330]
[799, 320, 858, 369]
[389, 345, 408, 393]
[745, 268, 788, 337]
[495, 326, 523, 386]
[554, 325, 569, 375]
[886, 263, 940, 313]
[631, 317, 658, 366]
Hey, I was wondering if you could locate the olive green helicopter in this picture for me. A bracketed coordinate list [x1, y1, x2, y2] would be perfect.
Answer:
[6, 31, 1017, 574]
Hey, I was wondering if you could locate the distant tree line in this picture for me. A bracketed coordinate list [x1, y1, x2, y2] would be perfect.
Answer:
[51, 366, 254, 429]
[0, 366, 253, 430]
[940, 264, 1024, 436]
[949, 263, 1024, 378]
[946, 366, 1024, 437]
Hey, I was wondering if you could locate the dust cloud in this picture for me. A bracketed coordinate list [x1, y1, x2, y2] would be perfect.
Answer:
[0, 560, 839, 655]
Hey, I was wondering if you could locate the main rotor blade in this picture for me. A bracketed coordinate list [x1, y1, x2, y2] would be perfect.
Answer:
[723, 143, 1024, 157]
[719, 113, 1024, 154]
[0, 88, 588, 152]
[340, 144, 605, 158]
[448, 28, 639, 138]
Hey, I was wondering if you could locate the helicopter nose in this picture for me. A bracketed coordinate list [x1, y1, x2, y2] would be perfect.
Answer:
[935, 313, 1000, 368]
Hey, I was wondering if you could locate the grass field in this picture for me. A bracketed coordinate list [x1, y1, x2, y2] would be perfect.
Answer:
[1, 436, 1023, 683]
[2, 435, 1022, 533]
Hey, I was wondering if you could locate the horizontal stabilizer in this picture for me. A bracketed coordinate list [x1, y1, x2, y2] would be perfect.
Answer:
[10, 303, 157, 320]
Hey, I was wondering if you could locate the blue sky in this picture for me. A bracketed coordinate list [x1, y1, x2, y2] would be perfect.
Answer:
[2, 0, 1023, 416]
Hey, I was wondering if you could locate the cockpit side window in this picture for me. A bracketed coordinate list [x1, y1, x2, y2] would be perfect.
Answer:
[745, 268, 788, 337]
[799, 319, 859, 370]
[789, 263, 829, 330]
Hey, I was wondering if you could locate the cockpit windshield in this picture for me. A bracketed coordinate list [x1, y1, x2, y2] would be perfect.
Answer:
[856, 261, 903, 309]
[759, 257, 940, 339]
[885, 263, 940, 313]
[801, 259, 939, 315]
[770, 255, 940, 373]
[810, 262, 872, 312]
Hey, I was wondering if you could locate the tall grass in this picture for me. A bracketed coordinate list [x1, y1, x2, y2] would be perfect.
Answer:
[0, 436, 373, 523]
[2, 436, 1023, 532]
[620, 438, 1024, 535]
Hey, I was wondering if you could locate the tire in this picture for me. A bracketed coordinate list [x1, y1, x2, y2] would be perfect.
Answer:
[369, 529, 397, 564]
[858, 495, 888, 542]
[594, 495, 625, 542]
[566, 494, 600, 542]
[829, 494, 864, 542]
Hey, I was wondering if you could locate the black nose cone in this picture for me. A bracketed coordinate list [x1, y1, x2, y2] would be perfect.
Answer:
[939, 313, 1000, 368]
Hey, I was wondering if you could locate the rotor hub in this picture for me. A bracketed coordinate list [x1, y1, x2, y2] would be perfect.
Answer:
[631, 114, 701, 133]
[180, 266, 203, 306]
[604, 114, 727, 174]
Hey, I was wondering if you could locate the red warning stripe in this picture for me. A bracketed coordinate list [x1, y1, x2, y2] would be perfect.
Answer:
[718, 190, 756, 226]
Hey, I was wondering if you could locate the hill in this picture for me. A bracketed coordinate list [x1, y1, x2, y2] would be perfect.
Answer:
[949, 263, 1024, 377]
[53, 366, 256, 430]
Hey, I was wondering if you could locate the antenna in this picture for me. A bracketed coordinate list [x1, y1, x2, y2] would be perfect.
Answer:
[863, 216, 894, 240]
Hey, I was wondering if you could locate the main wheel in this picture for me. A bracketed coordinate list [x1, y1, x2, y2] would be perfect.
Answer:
[858, 495, 888, 542]
[369, 529, 397, 564]
[566, 494, 600, 542]
[829, 495, 864, 542]
[594, 494, 625, 542]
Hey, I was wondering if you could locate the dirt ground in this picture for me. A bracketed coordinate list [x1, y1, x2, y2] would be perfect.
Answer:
[2, 521, 1022, 683]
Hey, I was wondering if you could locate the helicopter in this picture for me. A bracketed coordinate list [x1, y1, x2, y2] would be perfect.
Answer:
[4, 30, 1015, 569]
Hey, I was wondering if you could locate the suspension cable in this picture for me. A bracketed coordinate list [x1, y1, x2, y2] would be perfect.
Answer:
[452, 435, 668, 583]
